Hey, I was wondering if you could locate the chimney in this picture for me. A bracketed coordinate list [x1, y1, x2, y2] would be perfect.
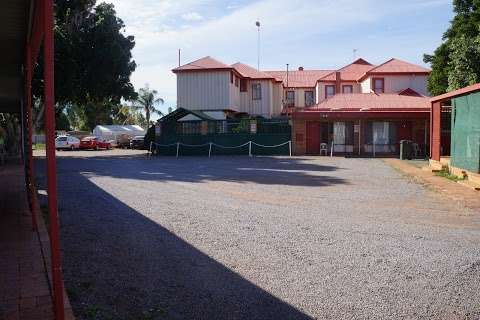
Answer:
[335, 71, 341, 94]
[298, 66, 304, 71]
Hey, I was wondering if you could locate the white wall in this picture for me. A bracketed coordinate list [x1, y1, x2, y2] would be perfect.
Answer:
[360, 75, 429, 96]
[272, 82, 283, 116]
[239, 80, 275, 118]
[177, 71, 237, 111]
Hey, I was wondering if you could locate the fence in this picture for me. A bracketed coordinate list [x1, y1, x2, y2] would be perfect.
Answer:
[150, 140, 292, 157]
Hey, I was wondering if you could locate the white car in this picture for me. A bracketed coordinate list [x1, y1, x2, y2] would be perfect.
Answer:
[55, 135, 80, 151]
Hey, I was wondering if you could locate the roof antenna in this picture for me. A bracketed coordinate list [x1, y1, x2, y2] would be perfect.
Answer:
[353, 48, 358, 60]
[178, 48, 181, 67]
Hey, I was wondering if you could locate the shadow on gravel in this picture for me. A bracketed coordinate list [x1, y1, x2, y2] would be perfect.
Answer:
[54, 155, 348, 187]
[34, 159, 314, 319]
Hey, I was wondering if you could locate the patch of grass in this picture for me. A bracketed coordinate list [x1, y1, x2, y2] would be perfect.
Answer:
[33, 143, 46, 150]
[435, 168, 465, 182]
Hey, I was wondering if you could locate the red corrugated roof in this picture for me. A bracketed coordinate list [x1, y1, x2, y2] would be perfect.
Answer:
[319, 58, 375, 82]
[304, 93, 430, 112]
[231, 62, 276, 80]
[264, 70, 332, 88]
[366, 58, 430, 74]
[172, 56, 232, 72]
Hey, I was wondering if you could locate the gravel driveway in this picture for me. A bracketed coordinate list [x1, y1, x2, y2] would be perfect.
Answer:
[35, 150, 480, 319]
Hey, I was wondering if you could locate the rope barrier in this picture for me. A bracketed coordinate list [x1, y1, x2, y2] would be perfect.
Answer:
[150, 140, 292, 158]
[251, 141, 291, 148]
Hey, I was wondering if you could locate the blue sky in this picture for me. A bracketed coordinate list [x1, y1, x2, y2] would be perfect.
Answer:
[107, 0, 453, 117]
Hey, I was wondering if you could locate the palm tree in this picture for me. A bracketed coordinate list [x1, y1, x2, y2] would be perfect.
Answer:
[133, 85, 164, 129]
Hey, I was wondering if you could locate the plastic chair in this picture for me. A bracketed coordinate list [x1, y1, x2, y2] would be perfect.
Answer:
[320, 143, 328, 156]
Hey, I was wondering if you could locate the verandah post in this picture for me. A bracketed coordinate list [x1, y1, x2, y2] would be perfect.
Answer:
[208, 142, 212, 158]
[248, 141, 252, 157]
[176, 142, 180, 158]
[44, 0, 65, 318]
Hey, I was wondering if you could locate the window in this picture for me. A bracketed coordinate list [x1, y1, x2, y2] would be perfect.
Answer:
[304, 91, 314, 106]
[325, 85, 335, 99]
[342, 85, 353, 94]
[373, 78, 384, 93]
[178, 122, 202, 135]
[286, 90, 295, 106]
[240, 79, 247, 92]
[230, 72, 234, 84]
[235, 76, 239, 87]
[252, 83, 262, 100]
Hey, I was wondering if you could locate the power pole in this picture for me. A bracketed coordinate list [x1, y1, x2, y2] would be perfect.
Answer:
[256, 20, 261, 70]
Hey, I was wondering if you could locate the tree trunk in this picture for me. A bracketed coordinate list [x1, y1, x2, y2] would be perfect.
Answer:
[145, 108, 150, 130]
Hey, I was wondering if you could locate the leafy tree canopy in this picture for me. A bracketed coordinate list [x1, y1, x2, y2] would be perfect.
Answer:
[424, 0, 480, 95]
[33, 1, 137, 131]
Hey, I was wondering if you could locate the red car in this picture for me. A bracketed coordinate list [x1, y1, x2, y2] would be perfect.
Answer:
[80, 136, 111, 150]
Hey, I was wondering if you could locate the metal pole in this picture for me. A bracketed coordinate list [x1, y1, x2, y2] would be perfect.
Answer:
[208, 142, 212, 158]
[176, 142, 180, 158]
[249, 141, 252, 157]
[289, 140, 292, 157]
[178, 48, 181, 67]
[149, 141, 153, 157]
[256, 21, 260, 70]
[373, 138, 376, 158]
[44, 0, 65, 318]
[330, 140, 334, 157]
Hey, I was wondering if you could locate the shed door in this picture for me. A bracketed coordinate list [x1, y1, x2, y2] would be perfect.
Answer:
[306, 121, 320, 155]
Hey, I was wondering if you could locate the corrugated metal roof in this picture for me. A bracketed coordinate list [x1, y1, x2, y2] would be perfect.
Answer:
[172, 56, 233, 72]
[305, 93, 430, 111]
[264, 70, 332, 88]
[231, 62, 276, 80]
[319, 58, 375, 82]
[366, 58, 430, 74]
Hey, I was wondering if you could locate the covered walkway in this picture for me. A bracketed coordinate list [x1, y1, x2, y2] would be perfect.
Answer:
[1, 0, 72, 319]
[0, 164, 54, 319]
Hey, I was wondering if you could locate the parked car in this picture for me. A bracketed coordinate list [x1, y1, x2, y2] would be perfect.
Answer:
[130, 136, 145, 149]
[55, 135, 80, 151]
[80, 136, 112, 150]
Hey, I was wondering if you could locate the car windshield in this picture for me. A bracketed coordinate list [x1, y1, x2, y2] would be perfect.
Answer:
[82, 137, 96, 141]
[56, 137, 67, 141]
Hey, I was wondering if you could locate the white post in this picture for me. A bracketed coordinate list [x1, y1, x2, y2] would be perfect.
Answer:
[289, 140, 292, 157]
[249, 141, 252, 157]
[330, 141, 334, 157]
[208, 142, 212, 158]
[149, 141, 153, 157]
[373, 139, 376, 158]
[176, 142, 180, 158]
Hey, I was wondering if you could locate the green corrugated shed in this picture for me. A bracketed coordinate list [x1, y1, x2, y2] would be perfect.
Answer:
[451, 92, 480, 173]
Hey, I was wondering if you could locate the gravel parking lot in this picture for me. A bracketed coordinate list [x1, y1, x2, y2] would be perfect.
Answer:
[36, 149, 480, 319]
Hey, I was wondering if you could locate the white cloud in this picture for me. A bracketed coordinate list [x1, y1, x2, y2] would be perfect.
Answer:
[181, 12, 204, 21]
[106, 0, 450, 113]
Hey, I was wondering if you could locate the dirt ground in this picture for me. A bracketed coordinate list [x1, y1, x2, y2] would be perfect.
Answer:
[33, 150, 480, 320]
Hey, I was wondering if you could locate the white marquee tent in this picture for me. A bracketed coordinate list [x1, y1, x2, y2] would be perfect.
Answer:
[93, 125, 146, 143]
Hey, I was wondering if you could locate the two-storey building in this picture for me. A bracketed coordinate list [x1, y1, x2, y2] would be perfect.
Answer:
[172, 56, 431, 156]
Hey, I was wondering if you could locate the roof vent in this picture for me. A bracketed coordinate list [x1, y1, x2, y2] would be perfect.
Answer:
[298, 66, 304, 71]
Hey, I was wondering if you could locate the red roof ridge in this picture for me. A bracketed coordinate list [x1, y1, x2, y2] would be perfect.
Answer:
[232, 62, 276, 80]
[172, 56, 233, 72]
[398, 88, 424, 97]
[318, 58, 375, 82]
